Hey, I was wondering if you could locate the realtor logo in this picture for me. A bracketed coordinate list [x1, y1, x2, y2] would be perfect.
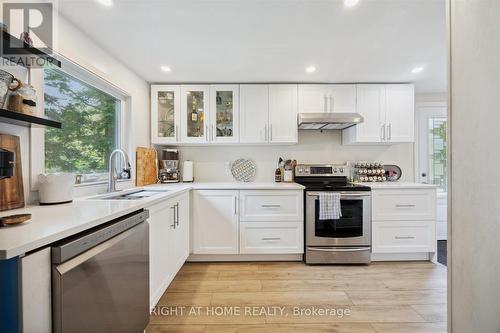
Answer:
[1, 1, 57, 67]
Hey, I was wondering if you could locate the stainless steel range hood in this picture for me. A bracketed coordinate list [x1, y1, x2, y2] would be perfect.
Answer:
[298, 113, 364, 130]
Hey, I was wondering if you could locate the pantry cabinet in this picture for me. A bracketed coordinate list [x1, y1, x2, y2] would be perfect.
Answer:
[342, 84, 415, 145]
[149, 191, 190, 308]
[298, 84, 356, 114]
[151, 85, 181, 144]
[240, 84, 298, 144]
[192, 190, 239, 254]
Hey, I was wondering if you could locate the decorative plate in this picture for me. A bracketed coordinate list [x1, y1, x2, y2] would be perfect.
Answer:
[231, 158, 256, 182]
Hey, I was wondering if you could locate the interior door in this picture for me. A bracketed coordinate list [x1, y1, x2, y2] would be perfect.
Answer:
[268, 84, 298, 143]
[151, 85, 181, 144]
[181, 85, 210, 144]
[417, 105, 448, 240]
[385, 84, 415, 142]
[210, 85, 239, 143]
[192, 190, 239, 254]
[239, 85, 269, 143]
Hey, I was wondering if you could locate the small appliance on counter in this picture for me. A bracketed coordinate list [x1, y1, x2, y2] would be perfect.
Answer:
[0, 134, 24, 212]
[159, 149, 180, 183]
[182, 160, 194, 182]
[38, 173, 75, 205]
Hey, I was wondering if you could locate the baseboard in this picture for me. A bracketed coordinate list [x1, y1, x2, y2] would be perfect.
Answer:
[371, 252, 431, 261]
[187, 253, 303, 262]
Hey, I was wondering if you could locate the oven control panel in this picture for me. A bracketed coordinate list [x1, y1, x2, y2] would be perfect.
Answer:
[295, 164, 348, 177]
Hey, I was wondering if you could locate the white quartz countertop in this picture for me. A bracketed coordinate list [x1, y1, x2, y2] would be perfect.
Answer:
[0, 182, 303, 259]
[355, 182, 438, 189]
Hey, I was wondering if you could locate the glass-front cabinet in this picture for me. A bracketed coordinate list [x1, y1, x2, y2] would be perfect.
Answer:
[209, 85, 239, 143]
[151, 85, 181, 144]
[181, 85, 210, 143]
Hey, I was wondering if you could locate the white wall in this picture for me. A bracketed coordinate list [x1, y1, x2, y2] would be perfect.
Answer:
[1, 14, 150, 202]
[172, 131, 415, 182]
[450, 0, 500, 332]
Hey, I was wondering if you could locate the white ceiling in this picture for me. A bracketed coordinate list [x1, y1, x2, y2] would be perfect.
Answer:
[58, 0, 446, 93]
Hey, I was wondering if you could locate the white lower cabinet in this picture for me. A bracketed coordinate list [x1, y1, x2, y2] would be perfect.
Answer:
[192, 190, 239, 254]
[149, 192, 190, 309]
[371, 188, 437, 258]
[192, 189, 304, 256]
[372, 221, 436, 253]
[240, 221, 303, 254]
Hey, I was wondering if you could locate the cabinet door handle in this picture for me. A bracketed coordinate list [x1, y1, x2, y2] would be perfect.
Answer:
[381, 124, 386, 141]
[170, 206, 176, 228]
[395, 204, 416, 208]
[261, 237, 281, 241]
[330, 95, 334, 112]
[269, 124, 273, 141]
[395, 236, 415, 240]
[264, 124, 268, 141]
[205, 124, 209, 141]
[175, 203, 180, 226]
[234, 196, 238, 215]
[387, 123, 392, 140]
[212, 124, 216, 141]
[261, 204, 281, 208]
[324, 94, 328, 113]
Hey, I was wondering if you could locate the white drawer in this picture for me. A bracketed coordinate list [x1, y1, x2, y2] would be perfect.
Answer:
[239, 190, 303, 222]
[240, 222, 304, 254]
[372, 189, 436, 221]
[372, 221, 436, 253]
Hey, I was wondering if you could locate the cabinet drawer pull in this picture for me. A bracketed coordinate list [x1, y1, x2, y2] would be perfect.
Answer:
[395, 204, 416, 208]
[170, 206, 176, 228]
[261, 237, 281, 241]
[395, 236, 415, 240]
[261, 204, 281, 208]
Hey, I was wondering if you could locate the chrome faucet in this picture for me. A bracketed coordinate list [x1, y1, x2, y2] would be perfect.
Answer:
[107, 149, 131, 193]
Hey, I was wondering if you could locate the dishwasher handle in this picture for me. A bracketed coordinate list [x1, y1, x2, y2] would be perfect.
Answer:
[52, 209, 149, 264]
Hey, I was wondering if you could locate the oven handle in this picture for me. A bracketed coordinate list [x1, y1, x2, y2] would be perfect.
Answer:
[307, 247, 370, 252]
[307, 192, 371, 198]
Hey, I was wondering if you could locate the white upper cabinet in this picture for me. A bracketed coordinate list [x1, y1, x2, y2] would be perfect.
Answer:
[181, 85, 210, 144]
[209, 85, 239, 144]
[268, 84, 298, 143]
[343, 84, 415, 145]
[239, 84, 269, 143]
[385, 84, 415, 143]
[151, 85, 181, 144]
[298, 84, 356, 114]
[240, 84, 298, 144]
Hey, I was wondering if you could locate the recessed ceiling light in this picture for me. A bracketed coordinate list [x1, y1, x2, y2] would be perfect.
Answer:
[97, 0, 113, 7]
[411, 66, 424, 73]
[305, 66, 317, 73]
[344, 0, 360, 8]
[160, 66, 172, 72]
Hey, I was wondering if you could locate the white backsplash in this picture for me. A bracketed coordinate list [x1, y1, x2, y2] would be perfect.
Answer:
[174, 130, 415, 183]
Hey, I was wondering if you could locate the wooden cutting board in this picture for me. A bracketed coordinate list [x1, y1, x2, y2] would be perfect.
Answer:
[136, 147, 158, 186]
[0, 134, 25, 212]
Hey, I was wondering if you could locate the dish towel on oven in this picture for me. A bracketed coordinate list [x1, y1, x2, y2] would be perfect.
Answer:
[319, 192, 342, 220]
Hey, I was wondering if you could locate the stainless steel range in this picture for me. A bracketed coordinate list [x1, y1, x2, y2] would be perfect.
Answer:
[295, 164, 372, 264]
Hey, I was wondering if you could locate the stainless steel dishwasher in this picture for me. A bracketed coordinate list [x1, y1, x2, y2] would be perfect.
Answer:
[51, 209, 150, 333]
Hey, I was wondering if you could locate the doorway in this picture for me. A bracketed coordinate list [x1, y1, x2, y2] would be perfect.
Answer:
[416, 102, 448, 265]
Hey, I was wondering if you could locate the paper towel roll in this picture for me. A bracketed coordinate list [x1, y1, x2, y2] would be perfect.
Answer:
[183, 160, 194, 182]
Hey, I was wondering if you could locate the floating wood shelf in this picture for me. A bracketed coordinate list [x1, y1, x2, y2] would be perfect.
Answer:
[0, 109, 61, 129]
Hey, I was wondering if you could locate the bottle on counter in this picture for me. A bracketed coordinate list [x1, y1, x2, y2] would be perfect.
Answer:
[275, 163, 282, 183]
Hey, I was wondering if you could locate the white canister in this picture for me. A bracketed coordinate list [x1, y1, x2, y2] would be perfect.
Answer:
[182, 161, 194, 182]
[283, 170, 293, 182]
[38, 173, 75, 205]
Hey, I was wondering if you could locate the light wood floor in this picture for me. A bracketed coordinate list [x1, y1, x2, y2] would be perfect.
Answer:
[146, 261, 447, 333]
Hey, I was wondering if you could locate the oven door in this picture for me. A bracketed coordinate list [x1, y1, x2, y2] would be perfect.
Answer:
[306, 191, 371, 247]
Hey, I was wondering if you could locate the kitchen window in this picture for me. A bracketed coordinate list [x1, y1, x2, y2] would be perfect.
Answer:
[42, 66, 125, 183]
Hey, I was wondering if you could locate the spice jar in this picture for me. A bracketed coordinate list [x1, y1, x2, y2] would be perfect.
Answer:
[8, 84, 37, 115]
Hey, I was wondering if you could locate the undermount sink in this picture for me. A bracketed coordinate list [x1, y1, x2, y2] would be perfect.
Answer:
[91, 189, 169, 200]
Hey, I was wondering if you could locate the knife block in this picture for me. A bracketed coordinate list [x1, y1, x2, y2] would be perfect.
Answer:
[0, 134, 25, 211]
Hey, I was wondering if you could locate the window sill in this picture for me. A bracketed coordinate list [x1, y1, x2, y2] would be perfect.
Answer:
[74, 179, 134, 188]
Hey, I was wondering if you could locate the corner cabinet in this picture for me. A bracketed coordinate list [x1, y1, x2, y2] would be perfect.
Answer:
[342, 84, 415, 145]
[240, 84, 298, 144]
[151, 85, 181, 144]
